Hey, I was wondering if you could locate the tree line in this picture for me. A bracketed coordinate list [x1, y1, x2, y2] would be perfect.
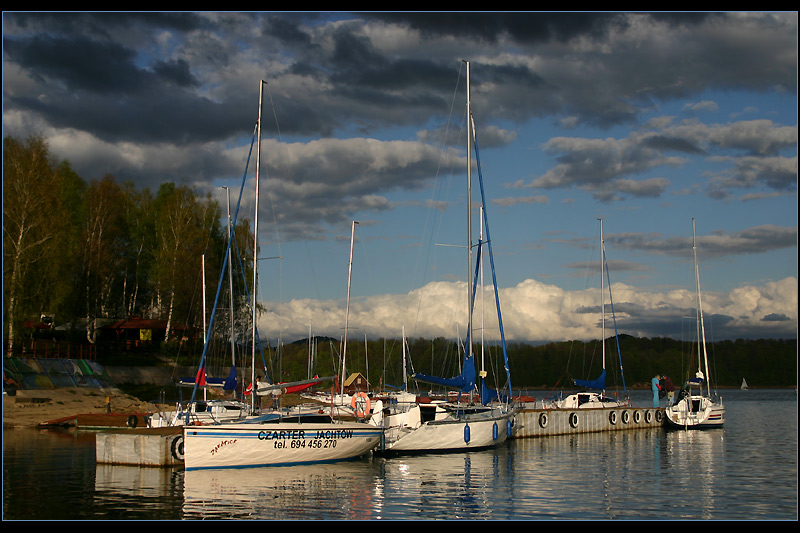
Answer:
[3, 134, 255, 356]
[251, 334, 795, 393]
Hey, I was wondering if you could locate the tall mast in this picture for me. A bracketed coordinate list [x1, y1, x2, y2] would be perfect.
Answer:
[600, 218, 606, 372]
[693, 218, 711, 397]
[252, 80, 265, 411]
[480, 206, 485, 384]
[402, 325, 407, 392]
[201, 254, 207, 401]
[466, 60, 474, 365]
[222, 186, 236, 370]
[341, 220, 358, 396]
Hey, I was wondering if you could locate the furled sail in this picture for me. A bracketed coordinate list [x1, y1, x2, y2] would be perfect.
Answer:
[574, 369, 606, 391]
[412, 355, 476, 393]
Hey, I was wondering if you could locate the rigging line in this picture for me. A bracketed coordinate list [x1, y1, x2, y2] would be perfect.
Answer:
[409, 62, 465, 339]
[602, 231, 628, 393]
[263, 81, 324, 326]
[189, 125, 260, 407]
[259, 81, 286, 332]
[355, 226, 375, 302]
[566, 221, 601, 373]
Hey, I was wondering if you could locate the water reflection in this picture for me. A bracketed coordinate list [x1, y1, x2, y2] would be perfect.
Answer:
[182, 448, 518, 520]
[3, 389, 796, 520]
[183, 460, 383, 520]
[96, 464, 181, 499]
[94, 465, 184, 518]
[506, 429, 726, 519]
[374, 449, 515, 520]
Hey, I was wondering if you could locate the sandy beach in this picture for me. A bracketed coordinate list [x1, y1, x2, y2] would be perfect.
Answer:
[3, 387, 158, 429]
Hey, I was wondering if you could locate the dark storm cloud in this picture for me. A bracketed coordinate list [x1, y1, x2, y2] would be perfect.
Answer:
[3, 13, 248, 144]
[5, 12, 206, 38]
[4, 34, 142, 93]
[606, 225, 797, 259]
[761, 313, 791, 322]
[5, 12, 795, 149]
[364, 12, 630, 44]
[642, 135, 707, 155]
[3, 12, 796, 223]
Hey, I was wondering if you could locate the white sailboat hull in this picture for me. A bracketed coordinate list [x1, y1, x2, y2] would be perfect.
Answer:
[665, 395, 725, 429]
[553, 392, 628, 410]
[375, 403, 513, 453]
[183, 420, 383, 470]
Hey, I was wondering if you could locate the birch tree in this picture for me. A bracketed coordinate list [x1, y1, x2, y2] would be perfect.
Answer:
[151, 184, 220, 344]
[80, 175, 128, 342]
[2, 135, 63, 355]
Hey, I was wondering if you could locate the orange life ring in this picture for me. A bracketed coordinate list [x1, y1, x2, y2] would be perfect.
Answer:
[351, 392, 371, 418]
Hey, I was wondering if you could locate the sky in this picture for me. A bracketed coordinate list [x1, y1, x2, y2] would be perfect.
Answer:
[3, 12, 797, 346]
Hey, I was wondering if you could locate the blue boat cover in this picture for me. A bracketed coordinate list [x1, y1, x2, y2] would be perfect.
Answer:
[574, 369, 606, 390]
[412, 354, 476, 393]
[223, 366, 238, 391]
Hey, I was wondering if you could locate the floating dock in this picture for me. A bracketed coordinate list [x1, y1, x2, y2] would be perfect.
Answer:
[91, 403, 667, 467]
[95, 428, 184, 467]
[513, 404, 665, 438]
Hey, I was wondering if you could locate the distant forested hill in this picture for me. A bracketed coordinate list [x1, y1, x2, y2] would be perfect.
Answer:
[241, 334, 796, 391]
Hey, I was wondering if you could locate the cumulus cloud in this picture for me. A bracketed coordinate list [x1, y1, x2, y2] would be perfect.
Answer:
[259, 275, 797, 343]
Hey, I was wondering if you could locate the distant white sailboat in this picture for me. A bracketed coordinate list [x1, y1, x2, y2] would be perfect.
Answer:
[665, 219, 725, 429]
[741, 378, 748, 390]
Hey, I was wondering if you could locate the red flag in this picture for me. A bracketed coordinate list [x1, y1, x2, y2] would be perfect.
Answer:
[196, 365, 206, 387]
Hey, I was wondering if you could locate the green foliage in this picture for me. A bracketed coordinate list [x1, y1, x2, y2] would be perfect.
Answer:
[503, 336, 797, 389]
[249, 335, 796, 391]
[3, 135, 237, 354]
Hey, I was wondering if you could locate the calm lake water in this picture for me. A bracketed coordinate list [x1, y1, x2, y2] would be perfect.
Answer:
[3, 388, 797, 520]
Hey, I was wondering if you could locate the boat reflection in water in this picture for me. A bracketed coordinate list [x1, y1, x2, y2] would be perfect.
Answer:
[183, 447, 516, 520]
[95, 463, 183, 511]
[183, 459, 383, 520]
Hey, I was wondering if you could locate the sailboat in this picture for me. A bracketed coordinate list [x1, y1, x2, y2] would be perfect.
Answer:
[368, 62, 515, 453]
[556, 219, 629, 410]
[741, 378, 748, 390]
[665, 219, 725, 429]
[182, 81, 382, 469]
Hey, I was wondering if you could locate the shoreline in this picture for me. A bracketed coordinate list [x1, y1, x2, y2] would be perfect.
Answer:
[3, 387, 158, 429]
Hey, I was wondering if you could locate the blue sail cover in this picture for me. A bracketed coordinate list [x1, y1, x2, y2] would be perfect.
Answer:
[481, 381, 499, 404]
[574, 369, 606, 390]
[412, 354, 477, 393]
[223, 366, 238, 391]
